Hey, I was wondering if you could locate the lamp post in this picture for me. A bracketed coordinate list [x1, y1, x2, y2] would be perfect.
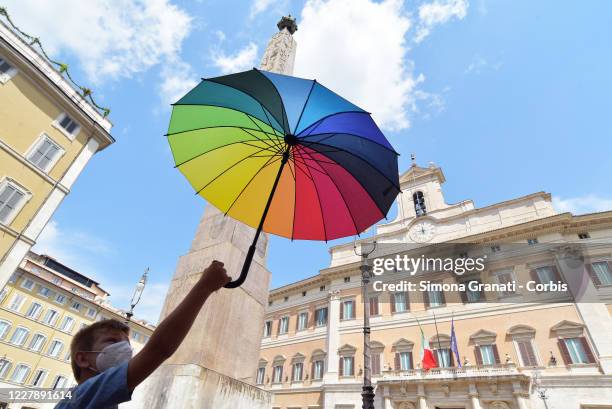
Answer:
[533, 370, 550, 409]
[354, 240, 377, 409]
[126, 268, 148, 322]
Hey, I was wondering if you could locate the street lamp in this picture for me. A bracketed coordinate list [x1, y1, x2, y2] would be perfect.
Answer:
[126, 268, 148, 321]
[354, 240, 377, 409]
[533, 370, 550, 409]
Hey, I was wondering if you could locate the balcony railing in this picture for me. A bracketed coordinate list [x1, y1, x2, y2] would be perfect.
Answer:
[380, 364, 520, 381]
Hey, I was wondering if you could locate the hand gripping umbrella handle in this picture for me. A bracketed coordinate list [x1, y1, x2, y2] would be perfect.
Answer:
[224, 150, 290, 289]
[224, 243, 257, 288]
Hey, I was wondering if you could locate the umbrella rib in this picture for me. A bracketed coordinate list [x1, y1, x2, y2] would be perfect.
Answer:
[241, 140, 283, 154]
[292, 80, 317, 135]
[174, 139, 277, 168]
[206, 75, 288, 134]
[303, 140, 401, 191]
[253, 68, 290, 134]
[299, 145, 390, 228]
[241, 129, 283, 154]
[296, 110, 367, 137]
[293, 146, 328, 241]
[193, 146, 277, 195]
[171, 103, 284, 135]
[223, 155, 283, 217]
[296, 146, 360, 235]
[245, 112, 284, 150]
[298, 131, 399, 155]
[252, 107, 285, 152]
[285, 156, 297, 241]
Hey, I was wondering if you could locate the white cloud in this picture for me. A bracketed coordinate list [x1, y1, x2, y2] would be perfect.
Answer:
[159, 59, 199, 106]
[33, 221, 166, 324]
[415, 0, 468, 43]
[3, 0, 193, 81]
[553, 195, 612, 215]
[295, 0, 429, 131]
[211, 42, 259, 74]
[249, 0, 290, 19]
[464, 55, 501, 74]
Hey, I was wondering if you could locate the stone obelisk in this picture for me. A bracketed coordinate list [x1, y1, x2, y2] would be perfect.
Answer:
[128, 16, 298, 409]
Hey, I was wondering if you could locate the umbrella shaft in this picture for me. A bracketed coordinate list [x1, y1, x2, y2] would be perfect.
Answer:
[225, 150, 290, 288]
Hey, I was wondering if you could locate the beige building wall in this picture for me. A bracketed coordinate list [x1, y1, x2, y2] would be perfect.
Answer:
[0, 19, 114, 291]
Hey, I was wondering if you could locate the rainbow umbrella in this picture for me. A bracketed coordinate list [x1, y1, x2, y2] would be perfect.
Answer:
[168, 69, 400, 288]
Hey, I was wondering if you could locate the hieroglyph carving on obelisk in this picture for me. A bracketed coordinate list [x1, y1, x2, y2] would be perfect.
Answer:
[129, 16, 298, 409]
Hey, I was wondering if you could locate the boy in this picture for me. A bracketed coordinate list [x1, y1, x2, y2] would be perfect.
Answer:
[55, 260, 230, 408]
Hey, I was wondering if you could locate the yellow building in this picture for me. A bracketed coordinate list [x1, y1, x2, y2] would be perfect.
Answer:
[258, 164, 612, 409]
[0, 250, 154, 408]
[0, 17, 114, 290]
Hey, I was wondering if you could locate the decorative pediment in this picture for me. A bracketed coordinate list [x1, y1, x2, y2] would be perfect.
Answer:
[291, 352, 306, 363]
[507, 325, 536, 338]
[430, 334, 451, 348]
[469, 329, 497, 345]
[272, 355, 286, 364]
[338, 344, 357, 356]
[551, 320, 584, 338]
[370, 341, 385, 352]
[399, 165, 445, 186]
[311, 349, 326, 360]
[258, 358, 268, 367]
[392, 338, 414, 351]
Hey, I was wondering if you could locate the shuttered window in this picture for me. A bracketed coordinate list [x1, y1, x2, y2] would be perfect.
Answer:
[516, 340, 538, 366]
[0, 183, 26, 224]
[558, 337, 596, 364]
[27, 136, 62, 172]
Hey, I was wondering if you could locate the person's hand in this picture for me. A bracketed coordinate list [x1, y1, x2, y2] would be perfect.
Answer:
[200, 260, 230, 291]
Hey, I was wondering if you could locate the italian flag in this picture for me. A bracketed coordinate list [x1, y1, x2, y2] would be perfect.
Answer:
[420, 325, 438, 370]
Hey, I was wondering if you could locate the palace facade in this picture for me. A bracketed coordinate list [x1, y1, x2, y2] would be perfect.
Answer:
[258, 164, 612, 409]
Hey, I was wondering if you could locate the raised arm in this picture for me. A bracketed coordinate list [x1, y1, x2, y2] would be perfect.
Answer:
[127, 260, 230, 389]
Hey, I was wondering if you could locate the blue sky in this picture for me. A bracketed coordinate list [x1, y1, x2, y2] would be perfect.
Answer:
[4, 0, 611, 323]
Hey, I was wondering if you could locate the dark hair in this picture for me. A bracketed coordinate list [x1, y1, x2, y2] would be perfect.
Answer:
[70, 319, 129, 381]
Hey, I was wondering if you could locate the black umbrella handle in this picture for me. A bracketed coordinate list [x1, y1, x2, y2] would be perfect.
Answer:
[224, 150, 290, 289]
[224, 242, 257, 288]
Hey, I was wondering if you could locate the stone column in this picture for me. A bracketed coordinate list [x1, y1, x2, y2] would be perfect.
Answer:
[513, 381, 531, 409]
[324, 289, 341, 383]
[128, 16, 298, 409]
[469, 383, 482, 409]
[417, 383, 428, 409]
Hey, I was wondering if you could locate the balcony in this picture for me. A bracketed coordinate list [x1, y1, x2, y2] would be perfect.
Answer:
[380, 364, 522, 382]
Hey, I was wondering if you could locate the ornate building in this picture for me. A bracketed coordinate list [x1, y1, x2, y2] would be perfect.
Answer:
[0, 251, 154, 408]
[257, 163, 612, 409]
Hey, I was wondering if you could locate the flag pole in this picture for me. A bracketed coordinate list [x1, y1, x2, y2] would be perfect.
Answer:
[433, 312, 443, 351]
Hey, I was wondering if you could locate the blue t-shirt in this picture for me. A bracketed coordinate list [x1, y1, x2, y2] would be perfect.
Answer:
[55, 362, 132, 409]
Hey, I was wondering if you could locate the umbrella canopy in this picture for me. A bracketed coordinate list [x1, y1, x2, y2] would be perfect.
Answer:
[168, 68, 400, 286]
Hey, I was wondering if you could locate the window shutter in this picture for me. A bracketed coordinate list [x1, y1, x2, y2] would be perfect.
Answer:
[350, 301, 355, 319]
[492, 344, 501, 364]
[474, 346, 483, 366]
[305, 312, 309, 328]
[551, 266, 563, 282]
[299, 364, 303, 380]
[580, 337, 596, 364]
[394, 353, 400, 370]
[408, 351, 414, 369]
[340, 303, 344, 320]
[449, 348, 454, 367]
[404, 292, 410, 311]
[459, 288, 467, 303]
[586, 264, 602, 286]
[530, 269, 541, 284]
[390, 294, 396, 313]
[339, 357, 344, 376]
[440, 289, 446, 305]
[558, 339, 572, 365]
[371, 354, 380, 375]
[423, 289, 430, 307]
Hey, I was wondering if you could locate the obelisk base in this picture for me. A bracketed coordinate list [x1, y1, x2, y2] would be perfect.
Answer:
[127, 364, 270, 409]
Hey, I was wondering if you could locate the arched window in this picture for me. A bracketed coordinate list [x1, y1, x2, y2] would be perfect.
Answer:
[413, 191, 426, 216]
